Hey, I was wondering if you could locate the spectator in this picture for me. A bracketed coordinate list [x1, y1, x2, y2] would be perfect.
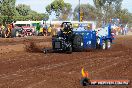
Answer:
[124, 24, 128, 35]
[47, 25, 52, 36]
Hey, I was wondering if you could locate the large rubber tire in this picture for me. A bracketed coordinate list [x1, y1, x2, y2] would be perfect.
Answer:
[106, 40, 111, 50]
[11, 28, 23, 38]
[11, 29, 17, 37]
[72, 35, 83, 51]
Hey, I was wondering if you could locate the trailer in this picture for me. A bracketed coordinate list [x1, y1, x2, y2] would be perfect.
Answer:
[43, 22, 114, 54]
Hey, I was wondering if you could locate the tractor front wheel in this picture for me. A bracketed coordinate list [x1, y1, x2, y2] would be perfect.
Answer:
[106, 40, 111, 49]
[101, 40, 107, 50]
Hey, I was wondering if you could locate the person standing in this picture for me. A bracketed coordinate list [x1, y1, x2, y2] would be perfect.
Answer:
[124, 24, 128, 35]
[36, 23, 40, 35]
[47, 25, 52, 36]
[0, 24, 2, 37]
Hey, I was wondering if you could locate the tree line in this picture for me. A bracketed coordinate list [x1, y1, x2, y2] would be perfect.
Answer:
[0, 0, 49, 24]
[46, 0, 132, 27]
[0, 0, 131, 27]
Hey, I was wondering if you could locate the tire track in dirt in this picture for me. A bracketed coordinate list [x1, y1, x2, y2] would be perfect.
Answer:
[0, 50, 125, 79]
[25, 56, 131, 88]
[0, 52, 129, 88]
[0, 35, 132, 88]
[2, 53, 123, 87]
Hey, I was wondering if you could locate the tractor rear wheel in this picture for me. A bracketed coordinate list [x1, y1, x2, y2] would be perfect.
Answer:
[72, 35, 83, 51]
[11, 29, 21, 37]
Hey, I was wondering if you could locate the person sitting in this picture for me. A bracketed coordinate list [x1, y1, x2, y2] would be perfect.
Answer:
[58, 23, 73, 42]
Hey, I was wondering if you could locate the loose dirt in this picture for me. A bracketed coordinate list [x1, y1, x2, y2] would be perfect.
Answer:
[0, 35, 131, 88]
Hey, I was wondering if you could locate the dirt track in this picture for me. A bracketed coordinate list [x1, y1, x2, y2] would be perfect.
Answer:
[0, 35, 132, 88]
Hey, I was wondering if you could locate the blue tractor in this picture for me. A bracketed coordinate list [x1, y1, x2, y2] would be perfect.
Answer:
[43, 22, 114, 54]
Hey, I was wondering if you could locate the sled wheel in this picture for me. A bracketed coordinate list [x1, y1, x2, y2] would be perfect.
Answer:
[73, 34, 83, 51]
[43, 49, 47, 54]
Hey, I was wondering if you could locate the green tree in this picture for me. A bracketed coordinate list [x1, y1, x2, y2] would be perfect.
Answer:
[0, 0, 17, 23]
[16, 4, 31, 16]
[0, 0, 16, 16]
[93, 0, 106, 9]
[15, 3, 49, 21]
[93, 0, 123, 24]
[93, 0, 122, 10]
[0, 1, 49, 22]
[74, 4, 100, 21]
[46, 0, 72, 20]
[116, 9, 131, 24]
[28, 10, 49, 21]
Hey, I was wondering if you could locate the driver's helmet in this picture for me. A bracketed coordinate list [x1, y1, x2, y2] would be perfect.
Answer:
[63, 23, 67, 28]
[65, 24, 68, 28]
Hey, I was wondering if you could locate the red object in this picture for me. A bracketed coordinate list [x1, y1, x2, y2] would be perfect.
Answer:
[22, 26, 33, 36]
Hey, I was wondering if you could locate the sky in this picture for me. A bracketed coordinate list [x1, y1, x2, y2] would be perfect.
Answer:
[16, 0, 132, 13]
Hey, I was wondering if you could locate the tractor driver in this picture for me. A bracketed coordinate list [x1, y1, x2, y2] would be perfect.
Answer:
[59, 22, 73, 42]
[61, 23, 73, 34]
